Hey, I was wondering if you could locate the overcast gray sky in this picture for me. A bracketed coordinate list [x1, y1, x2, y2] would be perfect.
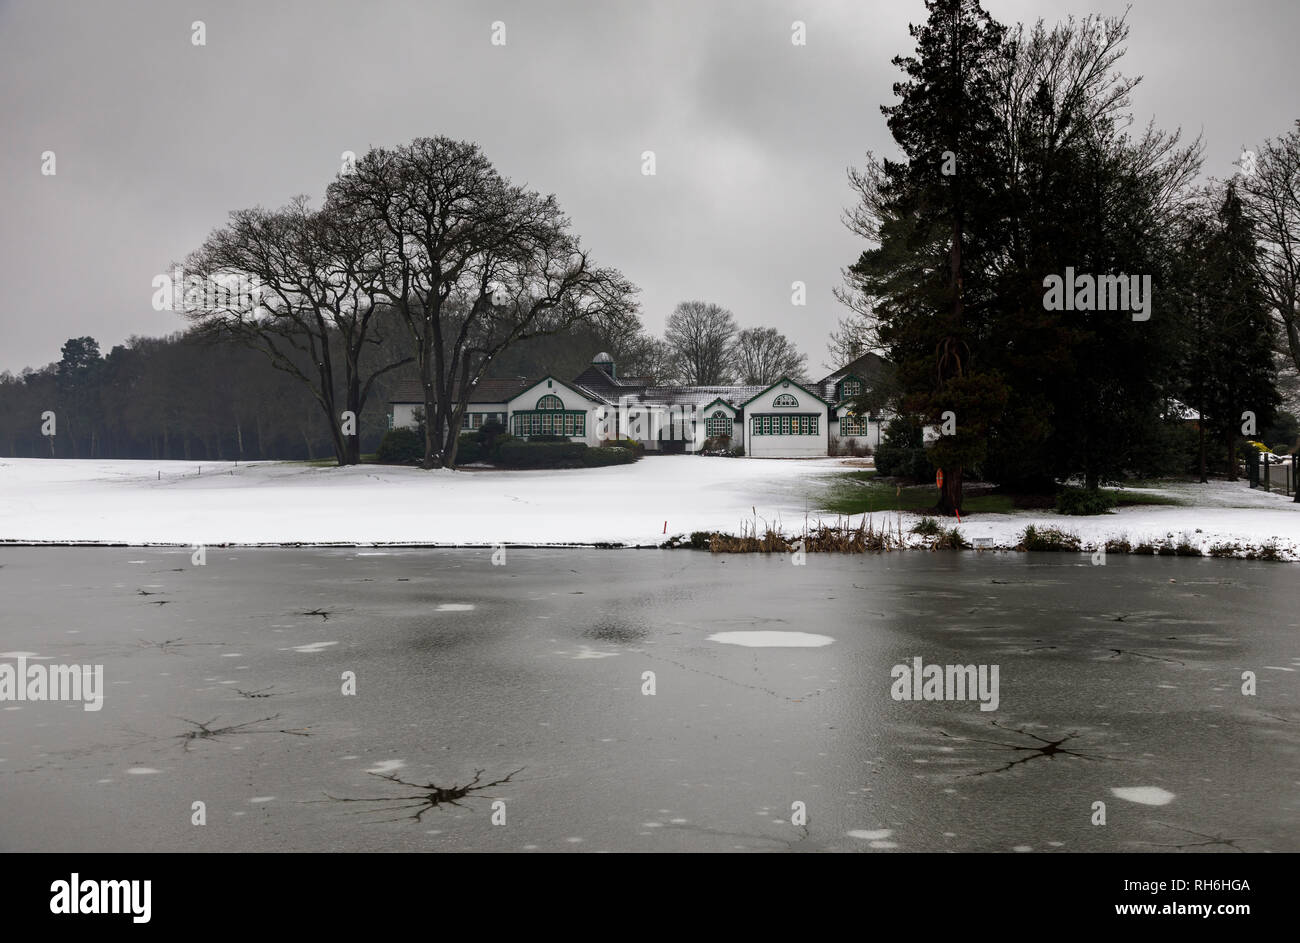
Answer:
[2, 0, 1296, 375]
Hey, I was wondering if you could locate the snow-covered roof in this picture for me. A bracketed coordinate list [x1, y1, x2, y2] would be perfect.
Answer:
[633, 385, 767, 408]
[389, 377, 528, 405]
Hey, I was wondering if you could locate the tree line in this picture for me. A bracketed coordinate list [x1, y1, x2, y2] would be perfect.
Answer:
[0, 289, 807, 467]
[835, 0, 1298, 512]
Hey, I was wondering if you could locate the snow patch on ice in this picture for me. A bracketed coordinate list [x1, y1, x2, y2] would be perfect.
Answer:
[708, 631, 834, 648]
[565, 646, 617, 660]
[847, 829, 893, 840]
[1111, 786, 1175, 806]
[287, 641, 338, 653]
[366, 759, 406, 775]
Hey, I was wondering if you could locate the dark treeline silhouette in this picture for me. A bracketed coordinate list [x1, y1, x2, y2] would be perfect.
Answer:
[0, 317, 661, 461]
[1, 331, 382, 461]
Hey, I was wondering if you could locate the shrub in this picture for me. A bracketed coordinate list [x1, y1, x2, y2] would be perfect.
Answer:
[528, 433, 570, 443]
[496, 440, 588, 468]
[931, 526, 970, 550]
[875, 420, 931, 480]
[454, 432, 482, 464]
[699, 436, 743, 457]
[488, 433, 519, 463]
[1018, 525, 1081, 552]
[375, 428, 424, 465]
[910, 516, 942, 536]
[1247, 540, 1283, 562]
[581, 446, 637, 467]
[1055, 487, 1118, 516]
[688, 531, 715, 549]
[601, 438, 645, 455]
[478, 420, 507, 452]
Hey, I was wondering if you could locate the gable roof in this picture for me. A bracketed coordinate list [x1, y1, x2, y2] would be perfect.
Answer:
[821, 352, 892, 386]
[570, 365, 647, 404]
[389, 376, 529, 405]
[739, 376, 833, 409]
[698, 397, 738, 414]
[508, 374, 604, 408]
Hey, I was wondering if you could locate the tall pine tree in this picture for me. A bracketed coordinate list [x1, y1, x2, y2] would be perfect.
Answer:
[854, 0, 1010, 513]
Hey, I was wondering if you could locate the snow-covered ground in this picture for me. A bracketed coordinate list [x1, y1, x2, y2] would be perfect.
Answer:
[0, 456, 838, 547]
[951, 479, 1300, 560]
[1, 457, 1297, 558]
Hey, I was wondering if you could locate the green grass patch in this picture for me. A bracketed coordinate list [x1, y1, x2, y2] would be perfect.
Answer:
[818, 472, 1014, 516]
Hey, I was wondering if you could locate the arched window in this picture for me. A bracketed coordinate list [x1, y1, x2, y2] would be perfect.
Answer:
[706, 410, 732, 437]
[772, 393, 798, 407]
[536, 394, 564, 410]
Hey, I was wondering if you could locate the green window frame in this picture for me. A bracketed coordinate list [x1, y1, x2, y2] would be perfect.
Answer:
[840, 414, 868, 436]
[706, 410, 732, 437]
[751, 414, 819, 435]
[537, 394, 564, 410]
[511, 409, 585, 437]
[841, 379, 862, 398]
[772, 393, 798, 407]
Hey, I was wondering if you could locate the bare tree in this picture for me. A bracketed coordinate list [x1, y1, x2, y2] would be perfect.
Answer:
[616, 333, 675, 383]
[327, 137, 636, 468]
[1240, 122, 1300, 380]
[732, 326, 807, 384]
[663, 301, 737, 385]
[185, 196, 410, 465]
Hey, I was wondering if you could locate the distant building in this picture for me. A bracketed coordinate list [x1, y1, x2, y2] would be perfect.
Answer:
[387, 351, 894, 459]
[387, 377, 527, 433]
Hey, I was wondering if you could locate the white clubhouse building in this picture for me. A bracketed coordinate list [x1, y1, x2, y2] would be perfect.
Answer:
[389, 352, 892, 459]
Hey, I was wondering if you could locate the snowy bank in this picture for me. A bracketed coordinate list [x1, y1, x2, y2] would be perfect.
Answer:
[0, 457, 1297, 559]
[0, 456, 841, 547]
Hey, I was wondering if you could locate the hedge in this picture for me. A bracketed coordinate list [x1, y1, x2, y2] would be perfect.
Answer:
[602, 438, 645, 455]
[496, 440, 588, 468]
[455, 431, 482, 464]
[376, 428, 423, 464]
[581, 446, 637, 467]
[1055, 487, 1118, 516]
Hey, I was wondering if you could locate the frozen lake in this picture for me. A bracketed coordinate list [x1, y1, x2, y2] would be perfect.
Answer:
[1, 547, 1296, 852]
